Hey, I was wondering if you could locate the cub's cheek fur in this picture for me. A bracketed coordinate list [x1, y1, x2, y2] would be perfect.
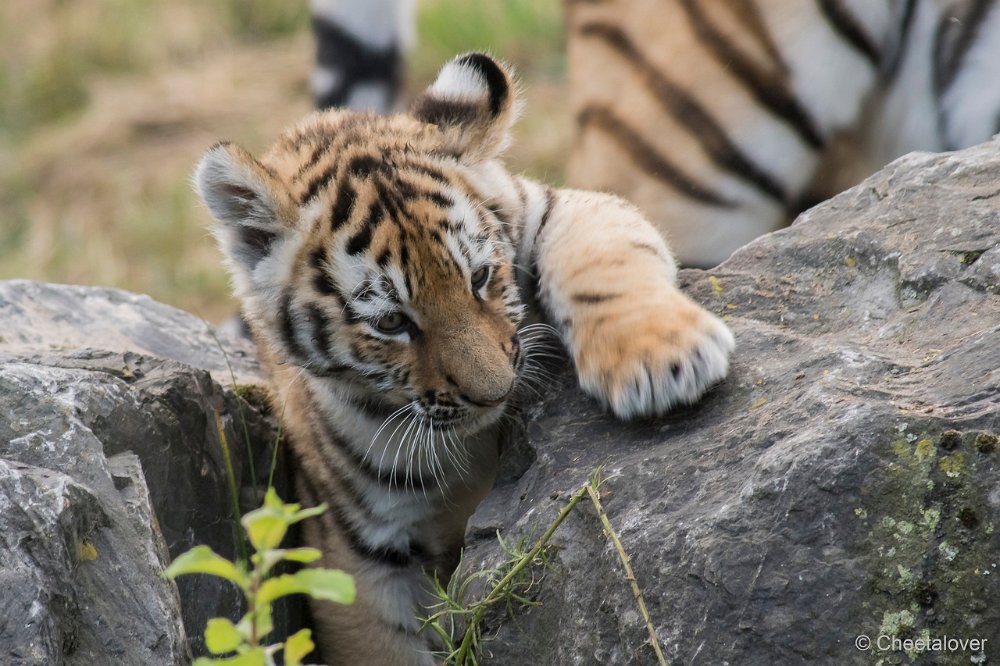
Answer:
[571, 287, 735, 419]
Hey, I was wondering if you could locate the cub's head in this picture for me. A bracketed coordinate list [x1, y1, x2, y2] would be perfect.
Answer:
[196, 53, 527, 433]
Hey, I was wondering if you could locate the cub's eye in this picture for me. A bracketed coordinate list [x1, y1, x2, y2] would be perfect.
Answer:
[373, 312, 410, 335]
[471, 265, 491, 290]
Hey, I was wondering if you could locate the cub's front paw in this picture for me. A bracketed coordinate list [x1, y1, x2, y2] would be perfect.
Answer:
[571, 289, 734, 419]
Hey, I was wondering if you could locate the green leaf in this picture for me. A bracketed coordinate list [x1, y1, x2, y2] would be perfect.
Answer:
[256, 568, 355, 606]
[241, 509, 288, 553]
[256, 574, 304, 607]
[283, 628, 315, 666]
[204, 618, 242, 655]
[278, 547, 322, 564]
[241, 490, 328, 553]
[262, 487, 286, 510]
[162, 546, 249, 590]
[288, 504, 327, 524]
[253, 547, 322, 580]
[295, 568, 356, 604]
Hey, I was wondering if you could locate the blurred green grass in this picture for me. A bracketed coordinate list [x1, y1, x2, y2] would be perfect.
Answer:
[0, 0, 565, 321]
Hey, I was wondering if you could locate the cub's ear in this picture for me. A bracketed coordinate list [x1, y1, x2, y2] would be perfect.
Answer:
[194, 142, 297, 280]
[411, 52, 519, 162]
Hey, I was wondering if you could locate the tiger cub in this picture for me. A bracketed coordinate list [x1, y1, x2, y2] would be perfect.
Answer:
[195, 53, 734, 665]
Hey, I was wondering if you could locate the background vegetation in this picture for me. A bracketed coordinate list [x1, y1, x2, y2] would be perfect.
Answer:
[0, 0, 567, 321]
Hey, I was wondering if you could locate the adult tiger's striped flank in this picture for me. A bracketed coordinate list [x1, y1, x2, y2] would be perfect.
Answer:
[567, 0, 1000, 265]
[195, 54, 733, 665]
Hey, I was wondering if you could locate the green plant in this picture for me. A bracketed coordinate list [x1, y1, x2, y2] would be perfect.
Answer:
[164, 488, 355, 666]
[422, 468, 668, 666]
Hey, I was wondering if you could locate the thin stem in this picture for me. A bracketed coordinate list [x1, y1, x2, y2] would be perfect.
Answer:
[453, 483, 590, 663]
[214, 410, 249, 564]
[267, 399, 287, 490]
[586, 484, 668, 666]
[207, 324, 258, 497]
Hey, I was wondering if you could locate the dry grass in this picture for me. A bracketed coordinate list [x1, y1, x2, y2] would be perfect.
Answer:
[0, 0, 567, 322]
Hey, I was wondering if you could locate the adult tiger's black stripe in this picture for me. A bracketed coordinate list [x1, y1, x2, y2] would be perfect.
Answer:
[311, 17, 402, 110]
[578, 106, 736, 207]
[933, 0, 996, 96]
[723, 0, 788, 76]
[580, 22, 788, 205]
[817, 0, 881, 66]
[677, 0, 825, 150]
[881, 0, 917, 83]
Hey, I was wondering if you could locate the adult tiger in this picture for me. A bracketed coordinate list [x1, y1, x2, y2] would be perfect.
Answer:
[196, 53, 733, 665]
[308, 0, 1000, 266]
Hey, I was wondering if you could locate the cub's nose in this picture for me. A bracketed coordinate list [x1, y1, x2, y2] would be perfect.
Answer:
[464, 383, 514, 407]
[448, 373, 515, 408]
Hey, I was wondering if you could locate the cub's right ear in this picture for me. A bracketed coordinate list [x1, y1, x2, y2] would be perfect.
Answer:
[194, 142, 297, 279]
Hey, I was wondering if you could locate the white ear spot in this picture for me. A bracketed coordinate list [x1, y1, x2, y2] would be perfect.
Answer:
[429, 60, 489, 103]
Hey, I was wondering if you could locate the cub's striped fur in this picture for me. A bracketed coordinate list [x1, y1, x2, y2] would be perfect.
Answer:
[196, 54, 733, 665]
[309, 0, 1000, 267]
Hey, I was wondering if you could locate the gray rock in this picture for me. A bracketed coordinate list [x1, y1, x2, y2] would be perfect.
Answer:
[464, 141, 1000, 665]
[0, 290, 291, 663]
[0, 280, 261, 384]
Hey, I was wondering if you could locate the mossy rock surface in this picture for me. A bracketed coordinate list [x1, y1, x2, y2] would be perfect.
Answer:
[464, 140, 1000, 666]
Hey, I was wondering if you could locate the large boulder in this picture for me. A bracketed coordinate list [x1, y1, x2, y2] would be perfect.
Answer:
[0, 284, 290, 664]
[464, 141, 1000, 665]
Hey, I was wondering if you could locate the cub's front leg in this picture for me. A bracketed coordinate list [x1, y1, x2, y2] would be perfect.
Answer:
[531, 187, 734, 418]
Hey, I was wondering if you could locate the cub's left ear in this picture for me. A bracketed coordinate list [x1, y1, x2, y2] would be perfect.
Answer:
[411, 52, 519, 163]
[194, 142, 298, 285]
